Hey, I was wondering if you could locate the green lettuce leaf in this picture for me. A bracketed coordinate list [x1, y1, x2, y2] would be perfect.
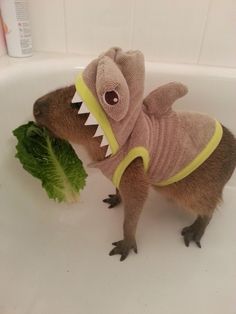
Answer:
[13, 121, 87, 203]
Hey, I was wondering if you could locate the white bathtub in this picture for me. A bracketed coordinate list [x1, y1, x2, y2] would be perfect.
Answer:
[0, 53, 236, 314]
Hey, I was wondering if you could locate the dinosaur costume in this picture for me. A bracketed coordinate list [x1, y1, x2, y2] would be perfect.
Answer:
[71, 48, 223, 188]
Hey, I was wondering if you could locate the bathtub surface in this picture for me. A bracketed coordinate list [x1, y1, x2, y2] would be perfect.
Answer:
[0, 53, 236, 314]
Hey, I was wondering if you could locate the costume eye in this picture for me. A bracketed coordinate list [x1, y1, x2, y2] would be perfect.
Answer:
[103, 90, 119, 106]
[71, 101, 82, 109]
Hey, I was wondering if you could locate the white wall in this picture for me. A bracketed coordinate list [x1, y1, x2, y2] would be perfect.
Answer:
[0, 15, 6, 56]
[4, 0, 236, 67]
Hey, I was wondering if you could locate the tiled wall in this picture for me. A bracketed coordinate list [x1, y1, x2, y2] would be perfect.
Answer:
[2, 0, 236, 67]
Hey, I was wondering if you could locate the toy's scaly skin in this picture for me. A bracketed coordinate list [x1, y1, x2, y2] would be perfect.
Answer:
[34, 48, 236, 261]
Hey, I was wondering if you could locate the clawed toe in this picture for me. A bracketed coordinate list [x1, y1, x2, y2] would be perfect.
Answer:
[181, 216, 210, 249]
[103, 194, 121, 208]
[109, 239, 137, 261]
[181, 226, 202, 248]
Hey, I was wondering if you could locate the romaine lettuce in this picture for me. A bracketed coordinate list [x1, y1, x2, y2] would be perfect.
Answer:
[13, 122, 87, 203]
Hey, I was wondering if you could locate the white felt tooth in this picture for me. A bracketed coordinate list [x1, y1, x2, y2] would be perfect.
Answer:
[93, 125, 104, 138]
[72, 92, 82, 103]
[100, 136, 109, 147]
[105, 146, 112, 157]
[78, 102, 90, 114]
[85, 114, 98, 126]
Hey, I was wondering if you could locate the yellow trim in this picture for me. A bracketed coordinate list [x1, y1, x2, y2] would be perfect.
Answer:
[75, 74, 119, 155]
[112, 147, 150, 188]
[157, 120, 223, 186]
